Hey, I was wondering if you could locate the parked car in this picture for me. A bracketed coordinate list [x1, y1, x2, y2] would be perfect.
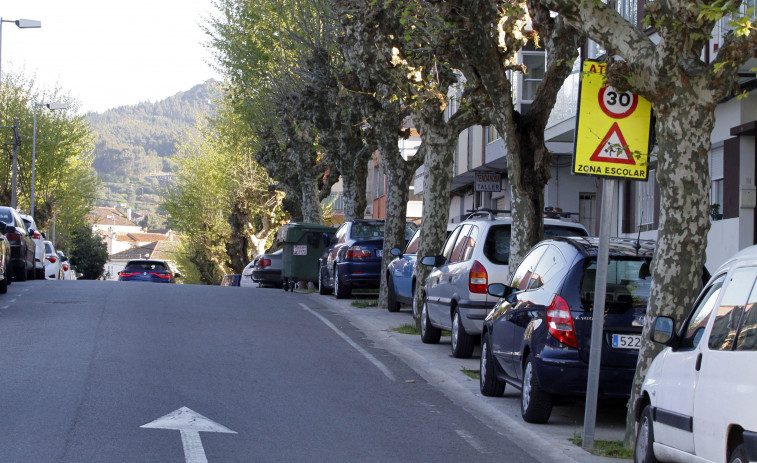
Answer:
[118, 259, 180, 283]
[633, 245, 757, 463]
[0, 226, 11, 293]
[479, 236, 663, 424]
[251, 249, 283, 287]
[386, 225, 455, 314]
[220, 274, 242, 286]
[43, 240, 62, 280]
[0, 206, 36, 281]
[57, 251, 76, 280]
[20, 213, 45, 279]
[318, 220, 418, 299]
[420, 211, 589, 358]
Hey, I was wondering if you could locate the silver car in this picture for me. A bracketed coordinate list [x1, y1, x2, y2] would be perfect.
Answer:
[420, 210, 588, 358]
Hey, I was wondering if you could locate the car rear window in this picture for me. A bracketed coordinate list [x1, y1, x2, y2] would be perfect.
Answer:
[44, 242, 54, 253]
[352, 222, 385, 239]
[125, 261, 167, 271]
[579, 257, 652, 313]
[484, 224, 589, 265]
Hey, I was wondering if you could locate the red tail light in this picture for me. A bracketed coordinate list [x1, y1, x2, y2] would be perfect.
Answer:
[546, 295, 578, 348]
[346, 246, 372, 259]
[32, 231, 41, 240]
[63, 263, 69, 271]
[150, 272, 172, 279]
[469, 260, 488, 293]
[119, 271, 139, 277]
[259, 258, 271, 267]
[5, 232, 20, 242]
[45, 256, 57, 264]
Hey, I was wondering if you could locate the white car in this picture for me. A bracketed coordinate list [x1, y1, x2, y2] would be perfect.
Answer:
[634, 245, 757, 463]
[57, 251, 76, 280]
[240, 260, 256, 287]
[43, 240, 62, 280]
[20, 214, 45, 279]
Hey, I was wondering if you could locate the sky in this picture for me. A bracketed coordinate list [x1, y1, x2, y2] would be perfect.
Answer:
[1, 0, 222, 113]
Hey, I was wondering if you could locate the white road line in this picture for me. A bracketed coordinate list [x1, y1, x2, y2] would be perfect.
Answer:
[1, 305, 8, 310]
[9, 299, 16, 303]
[298, 303, 396, 382]
[456, 429, 488, 454]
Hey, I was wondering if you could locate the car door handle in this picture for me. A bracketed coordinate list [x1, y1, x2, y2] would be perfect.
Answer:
[695, 353, 702, 371]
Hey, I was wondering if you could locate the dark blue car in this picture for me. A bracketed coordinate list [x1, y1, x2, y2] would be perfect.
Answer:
[118, 259, 179, 283]
[318, 220, 417, 299]
[480, 237, 656, 423]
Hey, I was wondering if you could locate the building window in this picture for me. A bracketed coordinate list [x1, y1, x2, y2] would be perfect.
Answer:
[615, 0, 638, 25]
[637, 169, 656, 227]
[710, 147, 724, 211]
[520, 43, 546, 115]
[486, 125, 500, 144]
[579, 193, 597, 233]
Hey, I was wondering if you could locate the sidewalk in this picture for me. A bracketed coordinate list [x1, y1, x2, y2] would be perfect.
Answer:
[299, 289, 633, 463]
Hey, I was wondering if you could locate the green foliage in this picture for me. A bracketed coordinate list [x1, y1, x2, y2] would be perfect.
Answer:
[570, 434, 634, 459]
[0, 72, 99, 241]
[68, 223, 109, 279]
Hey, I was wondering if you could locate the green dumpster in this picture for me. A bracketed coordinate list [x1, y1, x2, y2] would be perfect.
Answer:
[279, 222, 337, 291]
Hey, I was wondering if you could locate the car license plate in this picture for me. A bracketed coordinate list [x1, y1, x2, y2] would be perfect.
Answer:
[612, 334, 641, 349]
[376, 250, 382, 257]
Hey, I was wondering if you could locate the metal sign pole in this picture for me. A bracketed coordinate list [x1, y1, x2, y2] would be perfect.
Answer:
[582, 177, 617, 448]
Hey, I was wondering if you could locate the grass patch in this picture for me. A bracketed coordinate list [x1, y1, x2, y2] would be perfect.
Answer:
[461, 368, 480, 380]
[393, 324, 420, 335]
[570, 434, 633, 459]
[351, 300, 378, 308]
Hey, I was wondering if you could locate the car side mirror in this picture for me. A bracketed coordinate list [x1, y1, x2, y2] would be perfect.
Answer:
[651, 316, 675, 345]
[41, 232, 47, 239]
[0, 222, 10, 234]
[487, 283, 513, 298]
[420, 255, 445, 268]
[390, 248, 402, 257]
[174, 272, 182, 279]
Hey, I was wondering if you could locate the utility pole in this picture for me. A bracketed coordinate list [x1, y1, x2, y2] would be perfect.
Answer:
[11, 119, 19, 208]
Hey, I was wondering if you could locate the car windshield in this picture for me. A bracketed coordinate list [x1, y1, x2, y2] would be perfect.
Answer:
[0, 210, 13, 224]
[125, 261, 168, 271]
[351, 222, 385, 239]
[580, 257, 652, 313]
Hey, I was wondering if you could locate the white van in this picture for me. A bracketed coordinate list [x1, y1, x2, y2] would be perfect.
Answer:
[634, 245, 757, 463]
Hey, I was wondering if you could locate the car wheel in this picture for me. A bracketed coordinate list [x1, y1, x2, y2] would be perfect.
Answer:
[451, 308, 475, 358]
[411, 285, 419, 320]
[634, 405, 659, 463]
[420, 301, 441, 344]
[480, 333, 505, 396]
[729, 444, 749, 463]
[318, 267, 332, 295]
[334, 267, 351, 299]
[387, 275, 400, 312]
[521, 354, 553, 423]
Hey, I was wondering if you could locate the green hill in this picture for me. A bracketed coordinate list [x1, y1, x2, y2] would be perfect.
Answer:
[87, 81, 218, 216]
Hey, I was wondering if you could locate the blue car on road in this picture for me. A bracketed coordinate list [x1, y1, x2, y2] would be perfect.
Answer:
[386, 228, 421, 313]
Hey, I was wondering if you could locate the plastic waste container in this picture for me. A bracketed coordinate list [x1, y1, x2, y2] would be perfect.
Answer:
[279, 222, 337, 291]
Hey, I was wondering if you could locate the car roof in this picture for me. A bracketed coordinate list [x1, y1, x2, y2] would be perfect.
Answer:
[715, 244, 757, 274]
[125, 259, 168, 265]
[457, 210, 588, 232]
[548, 236, 655, 258]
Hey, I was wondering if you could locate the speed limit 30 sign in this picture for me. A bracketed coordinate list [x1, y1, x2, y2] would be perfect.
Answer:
[573, 60, 652, 180]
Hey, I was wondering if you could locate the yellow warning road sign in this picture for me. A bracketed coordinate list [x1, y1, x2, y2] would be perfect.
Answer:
[573, 60, 652, 180]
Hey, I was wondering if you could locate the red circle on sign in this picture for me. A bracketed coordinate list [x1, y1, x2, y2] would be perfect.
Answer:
[598, 86, 638, 119]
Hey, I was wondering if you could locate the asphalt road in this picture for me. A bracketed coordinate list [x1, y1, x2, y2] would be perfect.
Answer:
[0, 280, 538, 463]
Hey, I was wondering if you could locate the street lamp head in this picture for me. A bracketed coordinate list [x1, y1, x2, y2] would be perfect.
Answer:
[45, 102, 67, 110]
[13, 19, 41, 29]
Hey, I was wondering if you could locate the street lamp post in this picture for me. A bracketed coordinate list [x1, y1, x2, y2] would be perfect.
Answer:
[0, 18, 42, 97]
[31, 102, 67, 218]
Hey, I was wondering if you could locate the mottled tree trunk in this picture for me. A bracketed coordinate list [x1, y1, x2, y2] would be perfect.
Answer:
[340, 159, 368, 222]
[623, 100, 714, 443]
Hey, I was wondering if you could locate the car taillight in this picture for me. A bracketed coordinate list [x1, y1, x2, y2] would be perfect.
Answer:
[469, 260, 488, 293]
[5, 232, 20, 242]
[346, 246, 372, 259]
[259, 258, 271, 267]
[150, 272, 172, 279]
[119, 271, 139, 277]
[46, 256, 57, 263]
[63, 263, 69, 271]
[32, 231, 41, 240]
[546, 295, 578, 348]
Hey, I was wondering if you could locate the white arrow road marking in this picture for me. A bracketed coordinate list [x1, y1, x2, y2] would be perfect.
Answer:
[141, 406, 236, 463]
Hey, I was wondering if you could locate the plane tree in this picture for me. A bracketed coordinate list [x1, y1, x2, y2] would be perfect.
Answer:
[539, 0, 757, 443]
